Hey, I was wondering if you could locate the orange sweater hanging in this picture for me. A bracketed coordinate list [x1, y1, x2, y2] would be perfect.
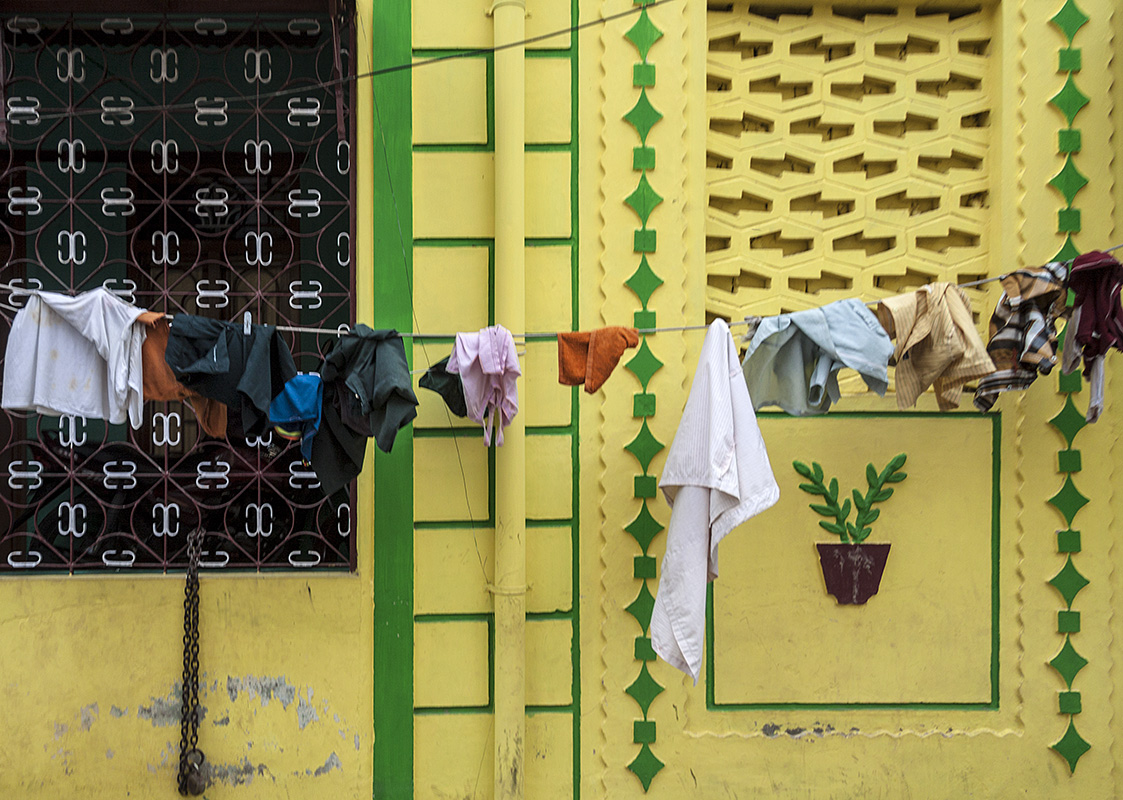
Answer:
[557, 327, 640, 393]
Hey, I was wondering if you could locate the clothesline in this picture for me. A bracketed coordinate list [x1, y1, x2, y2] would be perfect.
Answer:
[3, 242, 1121, 341]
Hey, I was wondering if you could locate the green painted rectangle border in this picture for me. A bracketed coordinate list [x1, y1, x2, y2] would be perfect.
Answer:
[705, 411, 1002, 711]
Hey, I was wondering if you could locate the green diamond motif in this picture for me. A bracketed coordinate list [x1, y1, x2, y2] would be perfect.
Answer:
[626, 581, 656, 632]
[1054, 235, 1082, 263]
[626, 662, 665, 716]
[626, 339, 663, 389]
[1049, 635, 1088, 688]
[1050, 555, 1090, 608]
[626, 501, 664, 553]
[1048, 474, 1089, 526]
[1050, 396, 1087, 447]
[1050, 73, 1089, 126]
[1051, 0, 1090, 45]
[625, 9, 663, 61]
[626, 255, 664, 307]
[626, 173, 664, 225]
[625, 420, 664, 472]
[1051, 718, 1091, 773]
[628, 742, 665, 792]
[625, 89, 663, 144]
[1048, 156, 1088, 206]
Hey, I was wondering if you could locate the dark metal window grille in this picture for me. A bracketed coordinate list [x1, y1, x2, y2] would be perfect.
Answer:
[0, 7, 357, 572]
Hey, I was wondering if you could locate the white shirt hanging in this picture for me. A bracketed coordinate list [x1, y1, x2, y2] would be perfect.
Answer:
[650, 319, 780, 682]
[2, 288, 148, 428]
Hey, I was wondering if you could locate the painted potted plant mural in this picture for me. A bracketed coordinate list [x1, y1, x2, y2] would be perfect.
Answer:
[792, 454, 908, 605]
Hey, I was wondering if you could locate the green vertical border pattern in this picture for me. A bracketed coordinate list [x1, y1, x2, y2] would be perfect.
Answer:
[1046, 0, 1092, 774]
[622, 0, 666, 792]
[372, 1, 414, 797]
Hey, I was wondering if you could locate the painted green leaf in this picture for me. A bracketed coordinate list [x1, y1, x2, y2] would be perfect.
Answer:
[864, 508, 881, 525]
[799, 482, 825, 496]
[812, 463, 823, 482]
[827, 478, 839, 503]
[793, 461, 813, 478]
[866, 463, 878, 485]
[855, 527, 871, 543]
[809, 503, 835, 517]
[819, 520, 844, 535]
[852, 488, 867, 512]
[885, 472, 907, 483]
[874, 488, 893, 502]
[838, 499, 851, 520]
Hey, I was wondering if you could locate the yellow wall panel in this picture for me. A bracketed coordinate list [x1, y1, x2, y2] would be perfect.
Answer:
[414, 152, 495, 239]
[526, 435, 572, 520]
[527, 58, 573, 144]
[526, 620, 573, 706]
[414, 713, 493, 799]
[527, 152, 572, 238]
[526, 713, 574, 799]
[413, 246, 490, 339]
[415, 528, 495, 615]
[527, 526, 572, 613]
[525, 245, 574, 424]
[715, 415, 993, 704]
[413, 0, 570, 50]
[413, 57, 488, 144]
[414, 437, 489, 522]
[414, 621, 490, 708]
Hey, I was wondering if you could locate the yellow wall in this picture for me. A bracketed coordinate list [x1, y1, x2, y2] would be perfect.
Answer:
[7, 1, 1123, 798]
[580, 0, 1123, 797]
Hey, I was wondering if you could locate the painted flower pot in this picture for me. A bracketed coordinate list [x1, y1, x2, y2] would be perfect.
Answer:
[816, 543, 891, 605]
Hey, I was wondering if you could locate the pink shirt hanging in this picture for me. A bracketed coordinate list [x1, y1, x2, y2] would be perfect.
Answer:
[447, 325, 521, 446]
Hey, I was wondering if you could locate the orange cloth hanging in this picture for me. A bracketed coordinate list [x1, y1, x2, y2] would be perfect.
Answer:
[140, 314, 228, 438]
[557, 327, 640, 393]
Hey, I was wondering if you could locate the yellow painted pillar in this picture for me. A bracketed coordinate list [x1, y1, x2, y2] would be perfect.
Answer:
[491, 1, 526, 799]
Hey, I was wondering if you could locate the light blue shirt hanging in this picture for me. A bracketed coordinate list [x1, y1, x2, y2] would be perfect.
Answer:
[741, 298, 893, 415]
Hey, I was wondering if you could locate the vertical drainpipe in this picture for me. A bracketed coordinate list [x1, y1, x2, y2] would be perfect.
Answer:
[491, 1, 526, 799]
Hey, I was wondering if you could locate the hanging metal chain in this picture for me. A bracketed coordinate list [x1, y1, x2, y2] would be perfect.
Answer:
[177, 528, 206, 796]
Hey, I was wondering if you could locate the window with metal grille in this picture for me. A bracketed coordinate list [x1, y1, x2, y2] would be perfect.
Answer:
[0, 3, 357, 572]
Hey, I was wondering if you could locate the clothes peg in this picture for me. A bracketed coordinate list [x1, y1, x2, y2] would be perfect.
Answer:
[243, 310, 252, 336]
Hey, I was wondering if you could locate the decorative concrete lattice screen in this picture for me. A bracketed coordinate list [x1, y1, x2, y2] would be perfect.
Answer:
[705, 2, 994, 322]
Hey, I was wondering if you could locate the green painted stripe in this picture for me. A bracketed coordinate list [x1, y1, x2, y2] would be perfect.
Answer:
[526, 704, 575, 713]
[414, 427, 488, 438]
[991, 413, 1001, 706]
[528, 610, 575, 621]
[413, 238, 495, 247]
[526, 421, 578, 432]
[372, 4, 414, 798]
[527, 518, 573, 528]
[416, 612, 493, 623]
[414, 519, 495, 530]
[567, 2, 582, 792]
[526, 143, 573, 152]
[527, 237, 577, 247]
